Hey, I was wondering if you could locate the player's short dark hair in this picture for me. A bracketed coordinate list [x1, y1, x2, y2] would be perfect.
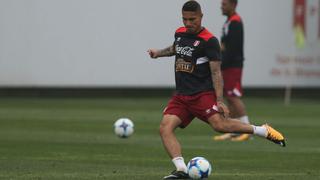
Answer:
[182, 1, 202, 13]
[229, 0, 238, 6]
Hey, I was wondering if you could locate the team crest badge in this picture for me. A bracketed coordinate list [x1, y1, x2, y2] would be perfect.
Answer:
[193, 40, 200, 47]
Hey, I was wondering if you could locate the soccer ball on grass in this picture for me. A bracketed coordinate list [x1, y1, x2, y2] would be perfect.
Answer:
[187, 157, 212, 179]
[114, 118, 134, 138]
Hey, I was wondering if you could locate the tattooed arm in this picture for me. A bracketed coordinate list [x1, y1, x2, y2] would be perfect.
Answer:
[148, 45, 175, 59]
[209, 61, 230, 118]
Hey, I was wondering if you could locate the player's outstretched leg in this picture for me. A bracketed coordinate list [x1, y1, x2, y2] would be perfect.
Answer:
[208, 114, 286, 147]
[163, 170, 190, 179]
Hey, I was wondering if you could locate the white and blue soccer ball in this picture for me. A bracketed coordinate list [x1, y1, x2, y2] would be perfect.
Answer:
[187, 157, 212, 179]
[114, 118, 134, 138]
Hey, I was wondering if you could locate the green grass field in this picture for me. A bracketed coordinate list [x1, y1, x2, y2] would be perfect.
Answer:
[0, 96, 319, 180]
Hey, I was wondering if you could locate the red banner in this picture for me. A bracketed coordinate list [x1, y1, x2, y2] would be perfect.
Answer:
[293, 0, 306, 35]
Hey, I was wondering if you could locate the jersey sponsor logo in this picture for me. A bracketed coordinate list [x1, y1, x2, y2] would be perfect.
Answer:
[175, 58, 194, 73]
[175, 45, 194, 57]
[193, 40, 200, 47]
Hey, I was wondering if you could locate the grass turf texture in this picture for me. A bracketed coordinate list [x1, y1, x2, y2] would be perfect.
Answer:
[0, 97, 319, 180]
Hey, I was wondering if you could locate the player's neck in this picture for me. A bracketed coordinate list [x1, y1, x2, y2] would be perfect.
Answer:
[227, 11, 236, 18]
[193, 27, 204, 35]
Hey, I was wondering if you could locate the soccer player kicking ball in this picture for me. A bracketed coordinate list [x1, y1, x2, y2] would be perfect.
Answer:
[148, 1, 285, 179]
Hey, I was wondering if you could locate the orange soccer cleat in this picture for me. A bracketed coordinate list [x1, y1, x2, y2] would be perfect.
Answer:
[263, 124, 286, 147]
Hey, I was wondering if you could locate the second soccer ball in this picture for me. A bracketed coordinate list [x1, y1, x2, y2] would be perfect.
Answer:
[114, 118, 134, 138]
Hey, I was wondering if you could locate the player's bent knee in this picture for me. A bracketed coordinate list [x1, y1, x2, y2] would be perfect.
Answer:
[159, 115, 181, 136]
[159, 121, 168, 136]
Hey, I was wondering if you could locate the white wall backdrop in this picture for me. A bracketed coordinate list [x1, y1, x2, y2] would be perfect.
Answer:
[0, 0, 319, 87]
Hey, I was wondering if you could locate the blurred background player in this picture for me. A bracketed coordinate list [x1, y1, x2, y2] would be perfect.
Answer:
[213, 0, 251, 141]
[148, 1, 285, 179]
